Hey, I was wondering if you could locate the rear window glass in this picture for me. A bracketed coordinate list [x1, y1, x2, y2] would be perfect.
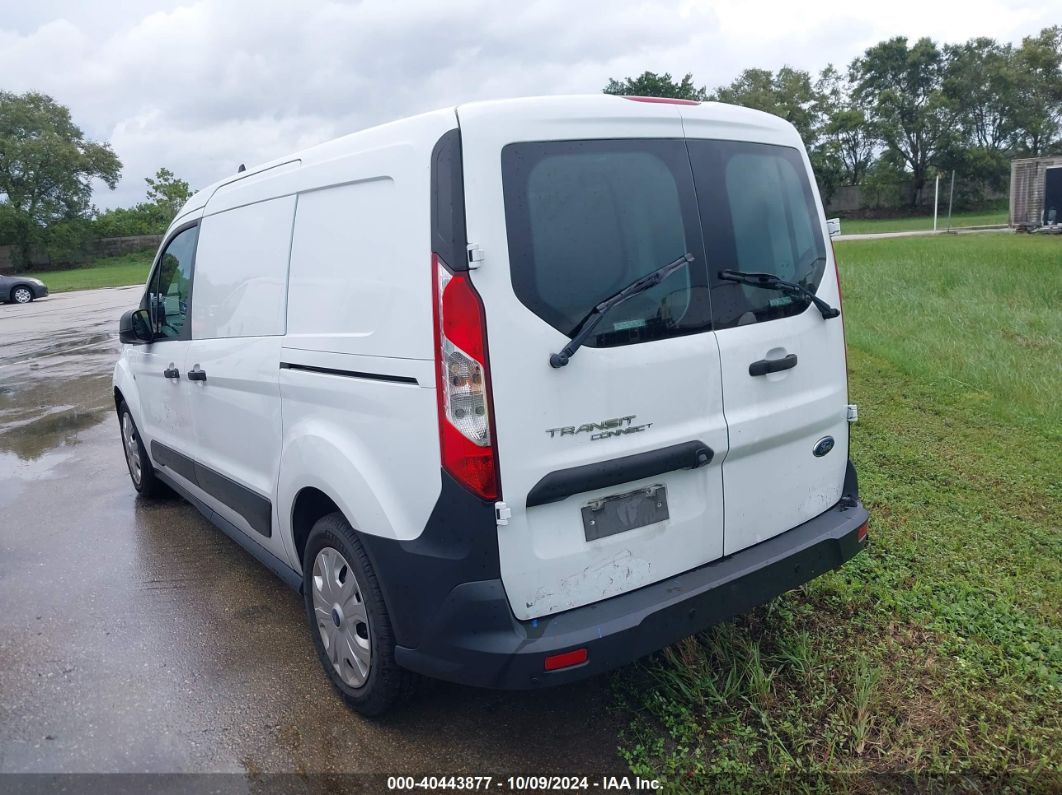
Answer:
[688, 140, 827, 329]
[502, 140, 710, 348]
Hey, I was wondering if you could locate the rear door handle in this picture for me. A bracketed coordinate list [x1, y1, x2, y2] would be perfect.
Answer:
[187, 367, 207, 382]
[163, 365, 180, 379]
[749, 353, 798, 376]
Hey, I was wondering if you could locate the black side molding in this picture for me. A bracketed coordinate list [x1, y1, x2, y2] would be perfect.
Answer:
[151, 441, 272, 537]
[526, 440, 713, 508]
[280, 361, 417, 385]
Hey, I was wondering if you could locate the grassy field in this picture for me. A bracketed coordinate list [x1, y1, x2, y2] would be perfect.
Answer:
[19, 250, 153, 293]
[616, 235, 1061, 791]
[840, 209, 1009, 236]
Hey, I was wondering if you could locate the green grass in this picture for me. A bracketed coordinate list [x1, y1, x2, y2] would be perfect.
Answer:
[19, 250, 153, 293]
[841, 208, 1009, 235]
[615, 234, 1061, 791]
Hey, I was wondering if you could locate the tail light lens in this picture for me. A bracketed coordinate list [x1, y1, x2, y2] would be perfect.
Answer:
[432, 253, 499, 500]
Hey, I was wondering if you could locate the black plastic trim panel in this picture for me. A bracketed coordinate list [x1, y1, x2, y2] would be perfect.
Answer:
[526, 440, 714, 508]
[430, 127, 468, 271]
[151, 441, 272, 537]
[357, 470, 500, 649]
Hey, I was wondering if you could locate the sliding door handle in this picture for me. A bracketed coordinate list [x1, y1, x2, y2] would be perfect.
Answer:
[163, 365, 180, 379]
[749, 354, 798, 377]
[187, 367, 207, 382]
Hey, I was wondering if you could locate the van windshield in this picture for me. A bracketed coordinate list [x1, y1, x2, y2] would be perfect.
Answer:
[501, 139, 711, 348]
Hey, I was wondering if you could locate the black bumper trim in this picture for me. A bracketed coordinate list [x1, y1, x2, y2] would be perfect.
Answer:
[394, 497, 868, 689]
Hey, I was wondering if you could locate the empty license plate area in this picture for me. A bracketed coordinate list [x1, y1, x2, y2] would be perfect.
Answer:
[582, 484, 669, 542]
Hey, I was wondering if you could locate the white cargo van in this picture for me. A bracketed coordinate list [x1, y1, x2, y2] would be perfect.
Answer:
[113, 95, 868, 715]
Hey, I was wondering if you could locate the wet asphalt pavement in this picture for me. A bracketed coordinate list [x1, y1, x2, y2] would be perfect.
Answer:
[0, 289, 625, 776]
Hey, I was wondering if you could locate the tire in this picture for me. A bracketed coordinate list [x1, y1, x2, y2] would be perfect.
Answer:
[118, 401, 167, 498]
[303, 512, 419, 716]
[11, 286, 34, 304]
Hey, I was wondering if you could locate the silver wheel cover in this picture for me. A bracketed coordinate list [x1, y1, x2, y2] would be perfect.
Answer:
[312, 546, 372, 687]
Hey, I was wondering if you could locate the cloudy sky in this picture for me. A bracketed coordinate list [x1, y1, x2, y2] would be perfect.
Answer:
[2, 0, 1058, 209]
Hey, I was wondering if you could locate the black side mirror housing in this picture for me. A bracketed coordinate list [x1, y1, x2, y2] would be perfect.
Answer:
[119, 308, 154, 345]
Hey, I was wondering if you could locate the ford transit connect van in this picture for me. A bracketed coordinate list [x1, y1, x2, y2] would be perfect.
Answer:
[113, 95, 868, 715]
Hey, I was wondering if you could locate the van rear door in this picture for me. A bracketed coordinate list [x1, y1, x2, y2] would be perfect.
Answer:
[681, 116, 850, 555]
[458, 99, 728, 621]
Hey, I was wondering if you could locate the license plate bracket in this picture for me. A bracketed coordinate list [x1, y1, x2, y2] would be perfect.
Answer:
[582, 484, 669, 542]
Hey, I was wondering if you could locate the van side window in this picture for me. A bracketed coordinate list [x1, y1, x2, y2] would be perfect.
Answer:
[149, 225, 198, 340]
[688, 140, 827, 329]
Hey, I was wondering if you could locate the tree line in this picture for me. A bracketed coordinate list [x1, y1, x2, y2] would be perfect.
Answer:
[604, 27, 1062, 207]
[0, 91, 192, 270]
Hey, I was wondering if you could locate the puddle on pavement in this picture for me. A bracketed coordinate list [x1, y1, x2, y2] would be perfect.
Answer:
[0, 328, 118, 465]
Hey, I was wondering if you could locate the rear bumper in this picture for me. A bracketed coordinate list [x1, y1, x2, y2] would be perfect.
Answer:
[394, 496, 868, 689]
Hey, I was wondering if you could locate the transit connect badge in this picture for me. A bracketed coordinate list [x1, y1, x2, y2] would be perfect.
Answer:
[545, 415, 653, 441]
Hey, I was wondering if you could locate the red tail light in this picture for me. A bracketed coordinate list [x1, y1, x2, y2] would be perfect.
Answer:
[431, 253, 499, 500]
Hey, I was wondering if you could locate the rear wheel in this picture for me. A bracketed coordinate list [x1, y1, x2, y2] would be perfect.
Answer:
[303, 512, 418, 716]
[118, 402, 166, 498]
[11, 286, 33, 304]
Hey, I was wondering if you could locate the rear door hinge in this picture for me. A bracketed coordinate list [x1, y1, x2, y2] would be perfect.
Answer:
[495, 501, 511, 526]
[467, 244, 485, 269]
[847, 404, 859, 423]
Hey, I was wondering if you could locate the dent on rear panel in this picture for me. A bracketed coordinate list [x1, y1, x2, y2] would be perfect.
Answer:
[528, 549, 652, 613]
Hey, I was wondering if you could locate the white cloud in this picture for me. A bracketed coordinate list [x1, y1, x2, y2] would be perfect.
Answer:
[0, 0, 1058, 208]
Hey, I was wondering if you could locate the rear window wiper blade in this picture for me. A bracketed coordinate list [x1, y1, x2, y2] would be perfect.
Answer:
[549, 253, 695, 368]
[718, 269, 839, 319]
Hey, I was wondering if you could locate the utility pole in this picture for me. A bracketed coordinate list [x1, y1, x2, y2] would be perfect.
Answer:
[947, 171, 955, 231]
[933, 174, 941, 231]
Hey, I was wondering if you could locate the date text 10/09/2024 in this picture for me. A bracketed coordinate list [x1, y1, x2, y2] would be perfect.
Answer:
[387, 776, 662, 791]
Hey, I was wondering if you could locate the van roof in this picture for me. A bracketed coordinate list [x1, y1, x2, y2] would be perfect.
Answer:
[172, 95, 796, 224]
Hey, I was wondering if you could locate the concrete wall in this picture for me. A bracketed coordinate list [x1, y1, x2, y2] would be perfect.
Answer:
[93, 234, 163, 258]
[0, 235, 161, 272]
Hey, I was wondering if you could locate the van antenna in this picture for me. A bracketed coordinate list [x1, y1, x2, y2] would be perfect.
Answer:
[237, 163, 246, 173]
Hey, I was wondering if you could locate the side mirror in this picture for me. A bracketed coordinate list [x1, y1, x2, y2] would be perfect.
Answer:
[827, 218, 842, 238]
[119, 308, 154, 344]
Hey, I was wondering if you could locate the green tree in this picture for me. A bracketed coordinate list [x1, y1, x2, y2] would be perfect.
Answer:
[816, 65, 876, 185]
[945, 37, 1018, 153]
[852, 37, 961, 206]
[603, 71, 708, 101]
[711, 67, 821, 146]
[1012, 26, 1062, 155]
[93, 167, 194, 238]
[145, 167, 192, 218]
[0, 91, 121, 266]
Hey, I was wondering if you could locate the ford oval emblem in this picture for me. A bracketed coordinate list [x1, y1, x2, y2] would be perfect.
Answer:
[813, 436, 835, 457]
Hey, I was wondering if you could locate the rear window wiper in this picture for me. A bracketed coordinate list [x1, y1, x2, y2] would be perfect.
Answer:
[550, 253, 695, 368]
[719, 268, 839, 319]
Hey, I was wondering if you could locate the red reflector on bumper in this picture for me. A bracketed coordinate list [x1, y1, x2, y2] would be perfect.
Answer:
[544, 648, 588, 671]
[857, 522, 868, 542]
